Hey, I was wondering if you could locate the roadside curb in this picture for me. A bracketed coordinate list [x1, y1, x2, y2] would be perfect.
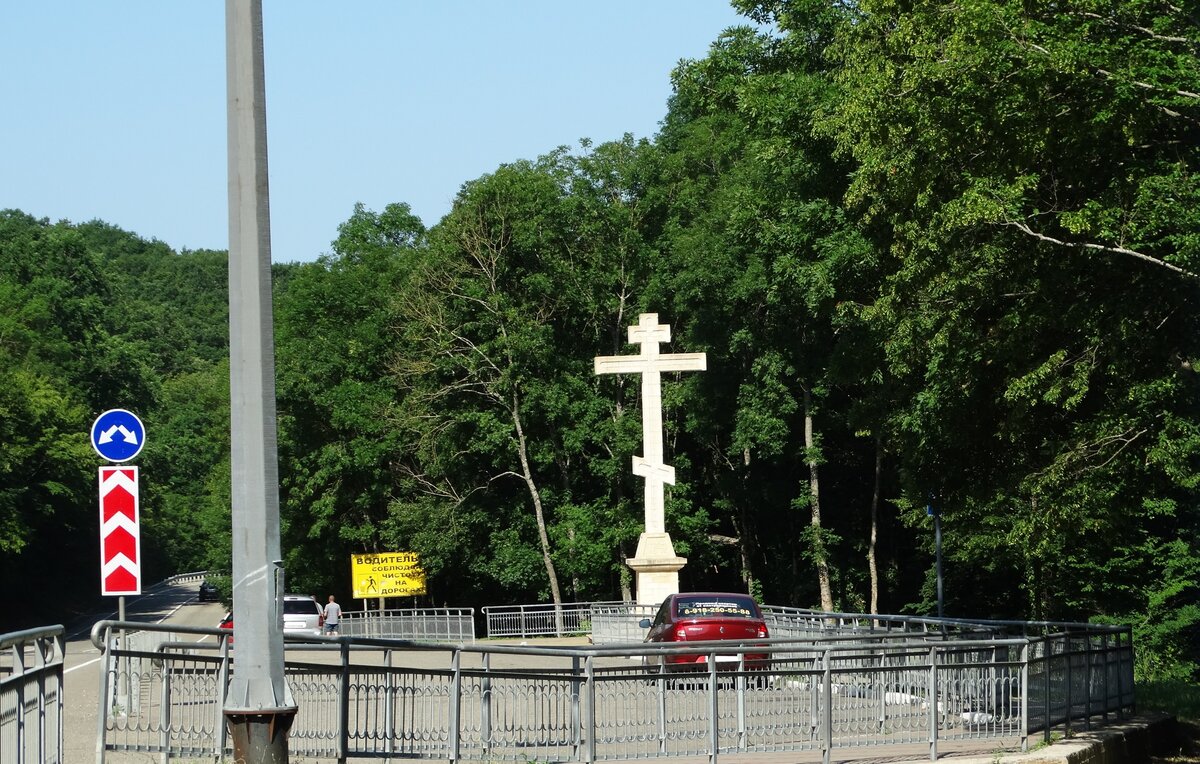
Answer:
[990, 713, 1175, 764]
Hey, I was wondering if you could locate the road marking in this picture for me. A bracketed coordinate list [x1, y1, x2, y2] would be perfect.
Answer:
[65, 656, 102, 674]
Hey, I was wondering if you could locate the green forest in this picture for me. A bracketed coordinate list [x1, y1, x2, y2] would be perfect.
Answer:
[3, 0, 1197, 683]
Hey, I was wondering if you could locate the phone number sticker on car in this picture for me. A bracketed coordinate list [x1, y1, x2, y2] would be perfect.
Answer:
[679, 603, 753, 618]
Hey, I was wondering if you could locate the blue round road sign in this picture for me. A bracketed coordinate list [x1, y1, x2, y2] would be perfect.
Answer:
[91, 409, 146, 462]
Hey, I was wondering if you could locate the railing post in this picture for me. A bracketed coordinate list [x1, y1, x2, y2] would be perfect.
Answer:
[928, 645, 938, 762]
[37, 646, 46, 764]
[816, 652, 825, 734]
[340, 640, 351, 762]
[736, 652, 747, 751]
[709, 652, 720, 764]
[1063, 632, 1073, 737]
[95, 626, 113, 764]
[449, 648, 462, 763]
[481, 652, 491, 757]
[1020, 641, 1030, 752]
[159, 652, 171, 764]
[822, 649, 833, 764]
[1043, 638, 1052, 744]
[215, 637, 232, 759]
[584, 655, 597, 763]
[54, 632, 65, 764]
[1083, 630, 1092, 731]
[1100, 632, 1109, 722]
[384, 649, 395, 759]
[656, 667, 667, 755]
[15, 632, 26, 764]
[570, 655, 582, 759]
[1118, 629, 1130, 718]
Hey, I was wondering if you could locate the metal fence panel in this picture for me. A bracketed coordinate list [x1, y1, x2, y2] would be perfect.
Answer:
[90, 615, 1134, 763]
[484, 602, 630, 638]
[341, 608, 475, 642]
[1, 626, 64, 764]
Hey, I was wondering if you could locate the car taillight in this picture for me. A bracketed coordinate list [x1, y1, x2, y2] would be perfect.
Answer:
[756, 625, 768, 638]
[674, 626, 688, 641]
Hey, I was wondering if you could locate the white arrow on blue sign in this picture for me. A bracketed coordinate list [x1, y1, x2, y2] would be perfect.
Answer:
[91, 409, 146, 463]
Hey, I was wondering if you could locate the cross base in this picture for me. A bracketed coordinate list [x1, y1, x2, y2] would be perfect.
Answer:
[627, 532, 687, 605]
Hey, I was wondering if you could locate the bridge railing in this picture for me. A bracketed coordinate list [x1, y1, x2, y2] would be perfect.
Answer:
[482, 601, 630, 638]
[1, 625, 64, 764]
[588, 603, 656, 643]
[340, 607, 476, 641]
[90, 617, 1133, 764]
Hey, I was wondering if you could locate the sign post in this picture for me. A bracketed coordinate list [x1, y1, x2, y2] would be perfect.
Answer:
[91, 407, 146, 718]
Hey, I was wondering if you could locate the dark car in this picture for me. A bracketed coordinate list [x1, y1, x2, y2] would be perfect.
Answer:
[640, 592, 770, 670]
[198, 580, 220, 602]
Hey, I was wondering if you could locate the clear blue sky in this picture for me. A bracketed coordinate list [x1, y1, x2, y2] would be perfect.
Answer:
[2, 2, 751, 263]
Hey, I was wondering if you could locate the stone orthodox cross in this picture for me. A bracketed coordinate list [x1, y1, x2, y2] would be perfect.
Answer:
[595, 313, 706, 603]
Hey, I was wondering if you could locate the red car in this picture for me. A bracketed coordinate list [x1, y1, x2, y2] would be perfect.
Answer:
[217, 612, 234, 645]
[640, 592, 770, 670]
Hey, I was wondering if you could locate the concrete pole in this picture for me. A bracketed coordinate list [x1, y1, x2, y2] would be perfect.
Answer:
[224, 0, 297, 759]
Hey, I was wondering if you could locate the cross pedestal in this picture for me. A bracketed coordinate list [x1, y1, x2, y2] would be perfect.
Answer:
[595, 313, 705, 605]
[627, 533, 687, 606]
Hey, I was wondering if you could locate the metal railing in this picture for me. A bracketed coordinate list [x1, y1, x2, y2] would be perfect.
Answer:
[483, 601, 630, 638]
[1, 625, 64, 764]
[340, 607, 475, 641]
[91, 617, 1133, 763]
[589, 603, 656, 643]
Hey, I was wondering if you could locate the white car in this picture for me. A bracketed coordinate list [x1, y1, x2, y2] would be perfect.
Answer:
[282, 594, 324, 634]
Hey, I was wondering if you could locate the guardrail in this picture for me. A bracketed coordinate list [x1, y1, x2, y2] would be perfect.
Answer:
[581, 602, 985, 645]
[340, 608, 475, 641]
[483, 601, 630, 638]
[589, 602, 656, 643]
[91, 617, 1133, 763]
[1, 625, 65, 764]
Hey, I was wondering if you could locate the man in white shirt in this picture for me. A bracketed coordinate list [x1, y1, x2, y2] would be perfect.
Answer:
[323, 595, 342, 634]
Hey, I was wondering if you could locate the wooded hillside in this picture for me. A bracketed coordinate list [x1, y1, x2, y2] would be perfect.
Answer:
[2, 0, 1196, 681]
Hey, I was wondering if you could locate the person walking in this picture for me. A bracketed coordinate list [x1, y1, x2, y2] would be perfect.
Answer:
[323, 595, 342, 634]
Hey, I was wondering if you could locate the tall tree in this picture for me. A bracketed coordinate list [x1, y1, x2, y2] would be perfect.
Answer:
[273, 203, 426, 595]
[825, 0, 1200, 670]
[647, 12, 891, 610]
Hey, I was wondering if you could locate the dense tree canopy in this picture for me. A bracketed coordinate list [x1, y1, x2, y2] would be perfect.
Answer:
[3, 0, 1196, 681]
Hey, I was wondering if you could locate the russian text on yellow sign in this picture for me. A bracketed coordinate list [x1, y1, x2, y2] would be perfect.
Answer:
[351, 552, 427, 598]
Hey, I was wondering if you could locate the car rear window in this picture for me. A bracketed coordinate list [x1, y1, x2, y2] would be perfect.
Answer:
[284, 599, 319, 614]
[675, 596, 758, 619]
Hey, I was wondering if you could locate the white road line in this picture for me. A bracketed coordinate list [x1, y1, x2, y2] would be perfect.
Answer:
[65, 656, 102, 674]
[64, 591, 191, 673]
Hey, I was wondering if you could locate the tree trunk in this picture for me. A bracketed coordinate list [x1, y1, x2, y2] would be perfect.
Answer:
[511, 392, 564, 633]
[869, 432, 882, 616]
[567, 526, 581, 599]
[804, 387, 835, 613]
[619, 548, 632, 602]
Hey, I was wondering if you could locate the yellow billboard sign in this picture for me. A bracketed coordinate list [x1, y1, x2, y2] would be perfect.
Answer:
[351, 552, 427, 598]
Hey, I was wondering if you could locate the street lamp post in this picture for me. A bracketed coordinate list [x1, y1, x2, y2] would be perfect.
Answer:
[223, 0, 296, 760]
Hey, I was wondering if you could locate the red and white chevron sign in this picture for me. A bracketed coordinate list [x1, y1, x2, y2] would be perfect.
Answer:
[98, 466, 141, 596]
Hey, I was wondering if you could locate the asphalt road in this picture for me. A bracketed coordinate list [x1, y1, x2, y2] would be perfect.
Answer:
[61, 579, 227, 763]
